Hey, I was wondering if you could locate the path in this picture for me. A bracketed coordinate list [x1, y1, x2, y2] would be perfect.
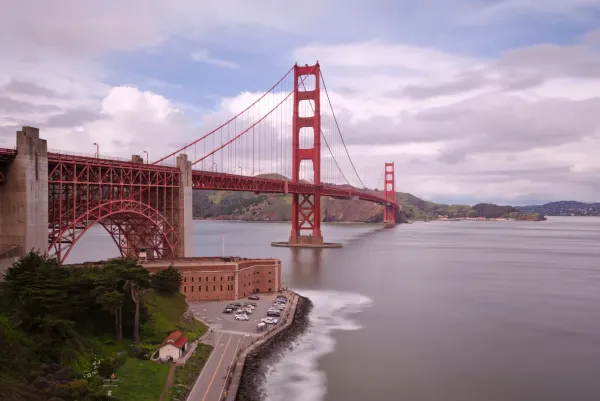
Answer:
[159, 364, 177, 401]
[186, 332, 245, 401]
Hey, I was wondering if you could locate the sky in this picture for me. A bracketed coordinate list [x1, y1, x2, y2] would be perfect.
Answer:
[1, 0, 600, 205]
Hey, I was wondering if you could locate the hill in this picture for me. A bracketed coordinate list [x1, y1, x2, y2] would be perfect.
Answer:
[517, 201, 600, 216]
[0, 254, 208, 401]
[191, 185, 545, 222]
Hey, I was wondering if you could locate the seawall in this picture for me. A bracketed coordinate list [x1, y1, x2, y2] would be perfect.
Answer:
[224, 293, 313, 401]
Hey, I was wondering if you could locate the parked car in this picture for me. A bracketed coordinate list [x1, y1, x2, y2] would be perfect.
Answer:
[267, 311, 281, 317]
[261, 317, 278, 324]
[232, 302, 242, 307]
[235, 314, 249, 321]
[248, 295, 260, 300]
[223, 308, 233, 314]
[243, 304, 255, 310]
[247, 302, 258, 307]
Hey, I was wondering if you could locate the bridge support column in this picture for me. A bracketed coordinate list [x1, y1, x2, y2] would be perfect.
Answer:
[383, 162, 396, 228]
[175, 154, 193, 257]
[0, 127, 48, 258]
[272, 63, 341, 248]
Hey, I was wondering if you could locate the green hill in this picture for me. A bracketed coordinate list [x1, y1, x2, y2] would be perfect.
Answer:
[0, 254, 208, 401]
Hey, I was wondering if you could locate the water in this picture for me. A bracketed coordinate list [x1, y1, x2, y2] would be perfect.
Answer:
[68, 217, 600, 401]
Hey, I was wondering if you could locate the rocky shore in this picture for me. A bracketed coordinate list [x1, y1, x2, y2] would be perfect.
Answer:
[235, 295, 313, 401]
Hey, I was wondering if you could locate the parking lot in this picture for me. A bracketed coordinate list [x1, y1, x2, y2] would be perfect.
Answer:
[188, 293, 291, 334]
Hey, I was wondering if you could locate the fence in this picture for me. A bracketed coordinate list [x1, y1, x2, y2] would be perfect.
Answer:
[219, 290, 298, 401]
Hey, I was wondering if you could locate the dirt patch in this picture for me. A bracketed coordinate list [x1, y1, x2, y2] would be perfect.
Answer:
[235, 295, 313, 401]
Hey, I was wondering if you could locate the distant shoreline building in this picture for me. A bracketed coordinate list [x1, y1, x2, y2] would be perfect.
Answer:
[144, 257, 282, 301]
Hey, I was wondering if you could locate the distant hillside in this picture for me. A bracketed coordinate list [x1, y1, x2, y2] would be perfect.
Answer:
[517, 201, 600, 216]
[191, 179, 545, 222]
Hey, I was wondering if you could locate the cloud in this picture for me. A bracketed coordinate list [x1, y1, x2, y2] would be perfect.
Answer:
[2, 1, 600, 204]
[191, 50, 237, 69]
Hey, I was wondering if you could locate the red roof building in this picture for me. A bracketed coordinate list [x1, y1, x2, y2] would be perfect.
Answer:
[159, 330, 188, 361]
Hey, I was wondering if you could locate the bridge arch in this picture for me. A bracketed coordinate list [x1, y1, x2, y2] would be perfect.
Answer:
[48, 199, 180, 263]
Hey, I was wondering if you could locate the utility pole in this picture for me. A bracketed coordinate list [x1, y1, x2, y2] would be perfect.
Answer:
[221, 234, 225, 257]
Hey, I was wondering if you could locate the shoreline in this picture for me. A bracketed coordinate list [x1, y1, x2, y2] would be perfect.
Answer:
[233, 295, 313, 401]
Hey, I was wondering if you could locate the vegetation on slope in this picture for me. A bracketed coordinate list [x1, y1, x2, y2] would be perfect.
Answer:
[0, 254, 206, 401]
[192, 189, 544, 222]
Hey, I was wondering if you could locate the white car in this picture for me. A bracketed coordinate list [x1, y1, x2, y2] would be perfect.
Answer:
[261, 317, 278, 324]
[235, 314, 249, 321]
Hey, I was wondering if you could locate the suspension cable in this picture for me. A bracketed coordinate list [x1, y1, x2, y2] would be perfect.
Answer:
[320, 70, 366, 188]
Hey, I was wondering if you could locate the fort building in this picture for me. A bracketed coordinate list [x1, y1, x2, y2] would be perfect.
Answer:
[143, 257, 282, 301]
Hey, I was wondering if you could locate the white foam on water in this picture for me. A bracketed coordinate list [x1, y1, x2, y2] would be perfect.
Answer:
[262, 289, 373, 401]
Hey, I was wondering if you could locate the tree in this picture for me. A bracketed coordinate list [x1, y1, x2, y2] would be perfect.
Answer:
[151, 265, 182, 294]
[96, 290, 124, 340]
[0, 251, 71, 330]
[105, 259, 150, 344]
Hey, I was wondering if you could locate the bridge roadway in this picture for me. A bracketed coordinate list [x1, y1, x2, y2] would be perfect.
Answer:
[0, 147, 391, 205]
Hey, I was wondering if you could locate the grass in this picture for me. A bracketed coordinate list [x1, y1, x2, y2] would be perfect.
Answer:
[110, 357, 171, 401]
[142, 291, 207, 344]
[167, 344, 213, 401]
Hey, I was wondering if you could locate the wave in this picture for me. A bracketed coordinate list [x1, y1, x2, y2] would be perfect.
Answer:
[262, 289, 372, 401]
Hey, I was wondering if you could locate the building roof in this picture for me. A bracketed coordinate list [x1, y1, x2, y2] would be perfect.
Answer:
[161, 330, 188, 350]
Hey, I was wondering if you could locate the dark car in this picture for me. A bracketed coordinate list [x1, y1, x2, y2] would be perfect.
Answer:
[248, 295, 260, 300]
[232, 302, 242, 307]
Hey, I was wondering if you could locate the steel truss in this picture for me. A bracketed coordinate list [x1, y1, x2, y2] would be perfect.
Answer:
[47, 153, 181, 263]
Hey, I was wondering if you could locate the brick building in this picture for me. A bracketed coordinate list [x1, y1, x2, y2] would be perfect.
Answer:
[144, 257, 282, 301]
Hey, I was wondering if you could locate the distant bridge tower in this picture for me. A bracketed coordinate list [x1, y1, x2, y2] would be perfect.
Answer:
[383, 162, 396, 228]
[288, 63, 324, 245]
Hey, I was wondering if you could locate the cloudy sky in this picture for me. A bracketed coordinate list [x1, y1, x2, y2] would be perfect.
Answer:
[1, 0, 600, 205]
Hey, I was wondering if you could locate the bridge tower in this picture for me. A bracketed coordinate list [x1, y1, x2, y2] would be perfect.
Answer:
[383, 162, 396, 228]
[288, 63, 324, 246]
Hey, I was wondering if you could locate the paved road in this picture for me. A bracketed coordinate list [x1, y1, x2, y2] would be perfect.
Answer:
[187, 332, 244, 401]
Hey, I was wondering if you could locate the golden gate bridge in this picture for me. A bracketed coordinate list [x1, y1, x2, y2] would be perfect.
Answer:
[0, 63, 398, 263]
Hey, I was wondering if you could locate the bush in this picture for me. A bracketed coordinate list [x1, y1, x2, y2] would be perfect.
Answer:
[126, 344, 155, 360]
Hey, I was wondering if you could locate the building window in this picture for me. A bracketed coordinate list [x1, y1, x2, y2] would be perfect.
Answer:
[220, 276, 223, 281]
[268, 280, 272, 283]
[191, 277, 194, 282]
[213, 285, 216, 291]
[184, 277, 187, 282]
[199, 285, 201, 292]
[213, 276, 216, 282]
[191, 286, 194, 292]
[184, 287, 187, 292]
[220, 285, 223, 291]
[206, 286, 208, 291]
[268, 288, 272, 292]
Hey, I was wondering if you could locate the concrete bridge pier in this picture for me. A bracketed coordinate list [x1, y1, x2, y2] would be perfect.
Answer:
[0, 127, 48, 261]
[176, 153, 193, 258]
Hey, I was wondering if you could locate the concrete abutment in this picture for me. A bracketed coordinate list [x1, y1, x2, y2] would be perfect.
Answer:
[0, 127, 48, 258]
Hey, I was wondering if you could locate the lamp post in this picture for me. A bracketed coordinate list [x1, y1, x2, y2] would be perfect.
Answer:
[143, 150, 148, 164]
[93, 142, 99, 158]
[213, 162, 217, 172]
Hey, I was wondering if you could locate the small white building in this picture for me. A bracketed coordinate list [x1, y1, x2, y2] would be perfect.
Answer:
[158, 330, 188, 361]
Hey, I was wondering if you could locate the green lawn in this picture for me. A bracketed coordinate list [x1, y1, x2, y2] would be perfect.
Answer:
[110, 358, 171, 401]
